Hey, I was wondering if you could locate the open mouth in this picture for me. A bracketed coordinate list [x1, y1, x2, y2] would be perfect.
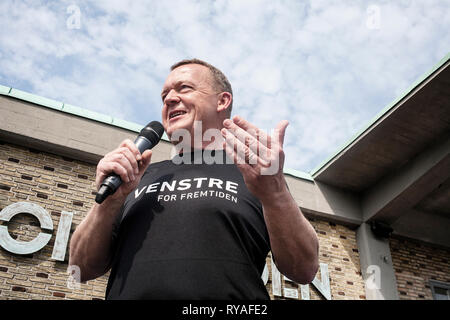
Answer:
[169, 110, 187, 120]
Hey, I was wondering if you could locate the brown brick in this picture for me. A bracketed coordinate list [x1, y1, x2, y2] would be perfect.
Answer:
[73, 201, 84, 207]
[53, 291, 65, 298]
[12, 286, 27, 292]
[36, 273, 49, 278]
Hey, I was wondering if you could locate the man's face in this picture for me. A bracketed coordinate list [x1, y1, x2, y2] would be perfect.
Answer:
[161, 64, 221, 141]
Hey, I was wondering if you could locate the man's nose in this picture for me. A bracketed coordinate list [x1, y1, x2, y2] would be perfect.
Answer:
[164, 89, 180, 107]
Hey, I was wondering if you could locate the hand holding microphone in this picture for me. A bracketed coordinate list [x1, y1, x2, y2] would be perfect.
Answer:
[95, 121, 164, 204]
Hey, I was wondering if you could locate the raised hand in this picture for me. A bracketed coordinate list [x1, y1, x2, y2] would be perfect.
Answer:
[221, 115, 289, 203]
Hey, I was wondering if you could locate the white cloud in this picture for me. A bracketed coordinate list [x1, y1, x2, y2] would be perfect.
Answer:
[0, 0, 448, 172]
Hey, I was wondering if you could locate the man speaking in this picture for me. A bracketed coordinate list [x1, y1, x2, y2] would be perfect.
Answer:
[69, 59, 319, 299]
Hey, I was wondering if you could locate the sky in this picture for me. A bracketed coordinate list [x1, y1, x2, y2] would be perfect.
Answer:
[0, 0, 449, 173]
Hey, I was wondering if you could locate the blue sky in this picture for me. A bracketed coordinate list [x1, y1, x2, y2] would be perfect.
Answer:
[0, 0, 449, 173]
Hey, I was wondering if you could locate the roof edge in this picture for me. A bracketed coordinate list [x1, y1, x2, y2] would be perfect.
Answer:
[310, 52, 450, 178]
[0, 85, 172, 142]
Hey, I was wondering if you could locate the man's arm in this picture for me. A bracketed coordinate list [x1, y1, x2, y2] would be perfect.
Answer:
[222, 116, 319, 284]
[69, 198, 123, 282]
[260, 184, 319, 284]
[68, 139, 152, 282]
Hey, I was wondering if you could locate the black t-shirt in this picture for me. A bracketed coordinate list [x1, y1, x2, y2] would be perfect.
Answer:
[105, 150, 271, 300]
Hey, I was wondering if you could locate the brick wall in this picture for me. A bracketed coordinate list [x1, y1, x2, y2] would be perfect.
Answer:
[390, 236, 450, 300]
[0, 142, 108, 299]
[265, 218, 366, 300]
[0, 142, 366, 300]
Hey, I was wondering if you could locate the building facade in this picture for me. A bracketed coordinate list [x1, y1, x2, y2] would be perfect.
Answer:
[0, 54, 449, 300]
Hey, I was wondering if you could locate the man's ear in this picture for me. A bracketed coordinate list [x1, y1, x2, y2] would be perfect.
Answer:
[217, 92, 232, 113]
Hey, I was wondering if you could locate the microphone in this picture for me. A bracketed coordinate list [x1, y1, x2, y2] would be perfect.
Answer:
[95, 121, 164, 204]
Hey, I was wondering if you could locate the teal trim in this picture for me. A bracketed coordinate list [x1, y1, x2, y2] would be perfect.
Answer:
[0, 83, 172, 143]
[111, 117, 147, 132]
[111, 118, 170, 142]
[0, 84, 11, 95]
[62, 103, 113, 125]
[310, 52, 450, 177]
[283, 168, 314, 182]
[8, 88, 64, 110]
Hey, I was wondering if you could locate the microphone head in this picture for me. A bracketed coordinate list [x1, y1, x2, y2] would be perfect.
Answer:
[140, 121, 164, 145]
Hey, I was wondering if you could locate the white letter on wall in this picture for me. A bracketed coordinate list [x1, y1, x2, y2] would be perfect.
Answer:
[312, 263, 332, 300]
[0, 202, 53, 255]
[51, 211, 73, 261]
